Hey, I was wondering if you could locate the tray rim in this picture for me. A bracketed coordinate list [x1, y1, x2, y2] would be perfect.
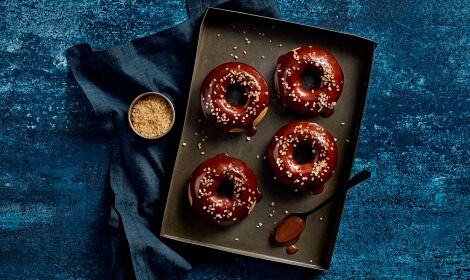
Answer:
[161, 7, 378, 271]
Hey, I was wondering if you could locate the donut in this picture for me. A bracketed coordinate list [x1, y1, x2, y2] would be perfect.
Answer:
[200, 62, 269, 136]
[267, 121, 338, 192]
[188, 154, 262, 226]
[274, 46, 344, 117]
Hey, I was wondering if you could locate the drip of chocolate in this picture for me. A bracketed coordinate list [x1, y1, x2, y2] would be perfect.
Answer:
[286, 244, 299, 254]
[246, 125, 257, 137]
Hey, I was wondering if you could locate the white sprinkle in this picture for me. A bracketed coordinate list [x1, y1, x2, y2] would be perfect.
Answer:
[197, 143, 202, 150]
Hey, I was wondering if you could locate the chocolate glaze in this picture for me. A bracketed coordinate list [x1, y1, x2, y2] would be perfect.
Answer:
[188, 154, 262, 226]
[200, 62, 269, 134]
[274, 46, 344, 117]
[267, 121, 338, 191]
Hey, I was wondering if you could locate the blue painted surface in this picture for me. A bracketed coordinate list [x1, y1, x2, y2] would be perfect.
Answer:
[0, 0, 468, 279]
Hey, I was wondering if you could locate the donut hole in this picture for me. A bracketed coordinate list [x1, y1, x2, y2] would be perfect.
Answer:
[293, 141, 316, 164]
[217, 178, 235, 198]
[301, 69, 322, 90]
[226, 84, 248, 107]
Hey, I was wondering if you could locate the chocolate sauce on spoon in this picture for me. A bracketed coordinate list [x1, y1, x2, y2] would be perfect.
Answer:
[270, 170, 371, 254]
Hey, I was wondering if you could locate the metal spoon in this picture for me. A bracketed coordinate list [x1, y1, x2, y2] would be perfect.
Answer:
[271, 170, 372, 246]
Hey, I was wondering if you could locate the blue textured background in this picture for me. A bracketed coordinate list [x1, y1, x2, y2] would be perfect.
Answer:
[1, 0, 469, 279]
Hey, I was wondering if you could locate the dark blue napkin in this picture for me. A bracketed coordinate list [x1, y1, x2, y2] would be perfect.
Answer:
[65, 0, 280, 279]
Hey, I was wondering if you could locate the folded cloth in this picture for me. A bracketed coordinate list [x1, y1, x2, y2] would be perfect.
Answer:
[65, 0, 280, 279]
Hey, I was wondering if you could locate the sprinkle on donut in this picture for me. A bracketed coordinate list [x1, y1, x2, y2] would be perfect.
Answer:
[200, 62, 269, 136]
[267, 121, 338, 192]
[275, 46, 344, 117]
[188, 154, 262, 226]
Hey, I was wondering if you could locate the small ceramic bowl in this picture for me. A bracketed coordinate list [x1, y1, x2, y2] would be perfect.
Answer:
[128, 92, 175, 139]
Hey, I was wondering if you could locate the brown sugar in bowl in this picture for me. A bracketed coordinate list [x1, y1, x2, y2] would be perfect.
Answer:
[128, 92, 175, 139]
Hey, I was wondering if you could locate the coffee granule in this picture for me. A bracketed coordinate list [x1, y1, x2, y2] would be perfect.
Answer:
[130, 95, 173, 138]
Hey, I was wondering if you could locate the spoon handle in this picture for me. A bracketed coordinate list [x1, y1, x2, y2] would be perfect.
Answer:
[302, 170, 371, 217]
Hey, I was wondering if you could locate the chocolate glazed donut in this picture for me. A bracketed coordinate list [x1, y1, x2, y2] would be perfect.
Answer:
[275, 46, 344, 117]
[188, 154, 262, 226]
[200, 62, 269, 136]
[267, 121, 338, 192]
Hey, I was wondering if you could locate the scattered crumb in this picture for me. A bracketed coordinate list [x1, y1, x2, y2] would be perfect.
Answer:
[270, 202, 275, 207]
[182, 142, 187, 147]
[235, 238, 239, 241]
[256, 155, 260, 159]
[319, 217, 324, 221]
[258, 222, 263, 227]
[234, 55, 239, 60]
[197, 143, 202, 150]
[269, 213, 273, 218]
[279, 43, 283, 47]
[261, 55, 265, 59]
[340, 122, 346, 126]
[233, 46, 238, 50]
[284, 210, 289, 215]
[309, 259, 313, 263]
[217, 34, 220, 37]
[345, 138, 350, 143]
[334, 137, 338, 142]
[200, 151, 205, 155]
[246, 136, 251, 141]
[243, 50, 247, 55]
[194, 132, 198, 136]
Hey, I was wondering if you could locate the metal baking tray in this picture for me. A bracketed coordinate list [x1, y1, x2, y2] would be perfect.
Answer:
[161, 7, 376, 270]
